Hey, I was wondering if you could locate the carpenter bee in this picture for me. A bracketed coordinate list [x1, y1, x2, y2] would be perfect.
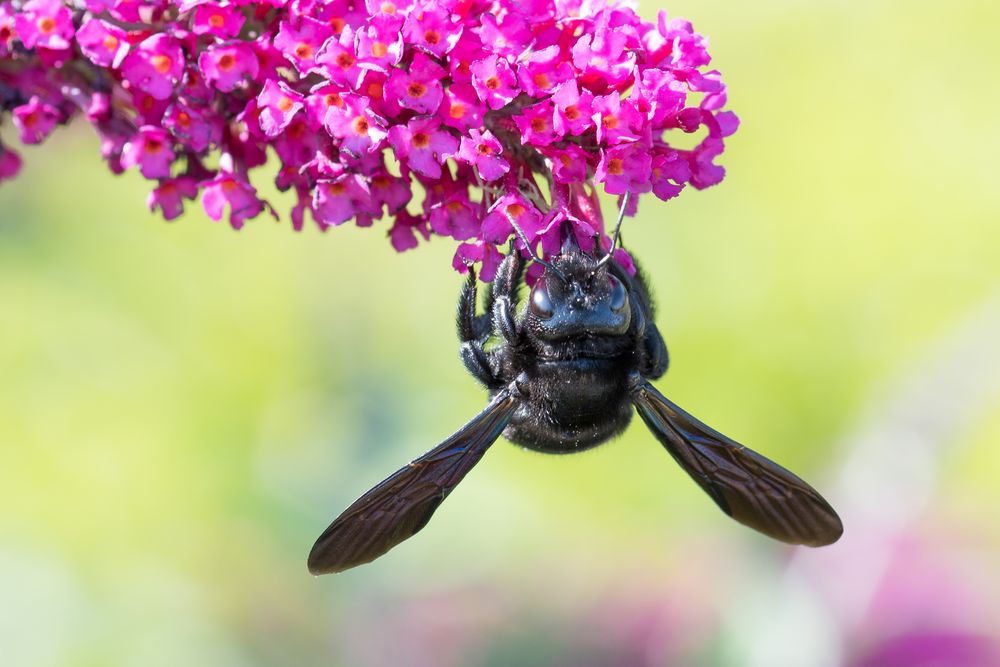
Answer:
[308, 218, 843, 574]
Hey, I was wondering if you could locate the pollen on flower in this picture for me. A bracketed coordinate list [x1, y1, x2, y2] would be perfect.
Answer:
[37, 17, 55, 33]
[533, 72, 550, 88]
[151, 55, 173, 74]
[485, 77, 500, 91]
[209, 13, 225, 28]
[607, 158, 624, 176]
[278, 96, 294, 112]
[565, 105, 580, 120]
[371, 42, 388, 58]
[218, 54, 236, 71]
[329, 17, 345, 33]
[603, 115, 620, 130]
[507, 203, 526, 218]
[380, 2, 396, 14]
[476, 143, 493, 155]
[103, 35, 119, 51]
[324, 92, 344, 108]
[335, 53, 355, 69]
[425, 30, 441, 45]
[412, 132, 431, 149]
[176, 112, 191, 128]
[295, 43, 313, 60]
[449, 102, 466, 119]
[328, 182, 346, 195]
[351, 116, 370, 135]
[530, 117, 548, 133]
[366, 82, 383, 101]
[407, 82, 427, 98]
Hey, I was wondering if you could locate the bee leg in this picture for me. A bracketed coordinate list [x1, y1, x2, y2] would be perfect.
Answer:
[457, 269, 491, 342]
[490, 248, 525, 346]
[616, 260, 669, 380]
[458, 269, 503, 389]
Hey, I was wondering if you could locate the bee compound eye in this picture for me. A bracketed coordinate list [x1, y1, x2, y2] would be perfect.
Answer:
[609, 276, 628, 312]
[529, 279, 555, 319]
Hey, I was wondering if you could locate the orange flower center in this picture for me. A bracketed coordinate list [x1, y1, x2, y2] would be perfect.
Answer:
[22, 112, 38, 128]
[366, 82, 383, 100]
[159, 183, 177, 194]
[380, 1, 396, 13]
[446, 200, 464, 212]
[351, 116, 370, 135]
[406, 82, 427, 98]
[607, 158, 624, 176]
[217, 53, 236, 71]
[335, 52, 355, 70]
[151, 54, 173, 74]
[295, 42, 313, 60]
[476, 143, 493, 156]
[209, 13, 225, 28]
[530, 117, 548, 133]
[371, 41, 387, 58]
[277, 96, 294, 112]
[221, 179, 239, 193]
[37, 16, 55, 34]
[564, 105, 580, 120]
[412, 132, 430, 149]
[329, 17, 345, 33]
[328, 182, 347, 195]
[103, 34, 119, 51]
[424, 30, 440, 45]
[533, 72, 550, 89]
[324, 92, 344, 108]
[558, 154, 572, 167]
[603, 115, 620, 130]
[176, 111, 191, 127]
[484, 76, 501, 90]
[448, 101, 466, 119]
[145, 139, 163, 153]
[506, 203, 526, 219]
[372, 176, 390, 189]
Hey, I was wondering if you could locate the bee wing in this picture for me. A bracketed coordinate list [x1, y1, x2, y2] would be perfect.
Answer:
[631, 380, 843, 547]
[308, 390, 519, 574]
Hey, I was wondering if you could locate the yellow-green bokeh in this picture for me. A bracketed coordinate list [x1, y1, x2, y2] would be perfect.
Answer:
[2, 1, 999, 665]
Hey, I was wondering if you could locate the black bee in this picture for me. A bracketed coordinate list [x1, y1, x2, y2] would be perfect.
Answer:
[308, 226, 843, 575]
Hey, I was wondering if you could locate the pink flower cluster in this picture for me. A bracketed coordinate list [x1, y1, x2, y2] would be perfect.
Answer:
[0, 0, 737, 280]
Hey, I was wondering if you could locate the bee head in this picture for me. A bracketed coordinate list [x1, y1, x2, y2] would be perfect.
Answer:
[526, 233, 631, 341]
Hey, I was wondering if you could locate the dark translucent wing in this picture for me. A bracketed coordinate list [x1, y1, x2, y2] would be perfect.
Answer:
[631, 380, 843, 547]
[308, 391, 518, 574]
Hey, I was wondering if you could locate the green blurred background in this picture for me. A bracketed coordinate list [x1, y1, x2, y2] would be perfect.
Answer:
[2, 0, 1000, 665]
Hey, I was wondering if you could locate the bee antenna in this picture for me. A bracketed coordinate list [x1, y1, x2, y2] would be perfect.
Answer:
[596, 192, 631, 270]
[504, 210, 567, 282]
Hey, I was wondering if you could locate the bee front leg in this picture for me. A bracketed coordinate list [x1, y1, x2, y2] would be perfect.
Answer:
[457, 270, 503, 389]
[490, 248, 525, 346]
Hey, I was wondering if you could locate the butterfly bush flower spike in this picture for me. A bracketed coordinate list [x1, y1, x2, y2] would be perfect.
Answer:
[0, 0, 738, 277]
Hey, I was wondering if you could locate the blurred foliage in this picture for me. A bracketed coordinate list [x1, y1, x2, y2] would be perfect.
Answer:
[2, 0, 999, 665]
